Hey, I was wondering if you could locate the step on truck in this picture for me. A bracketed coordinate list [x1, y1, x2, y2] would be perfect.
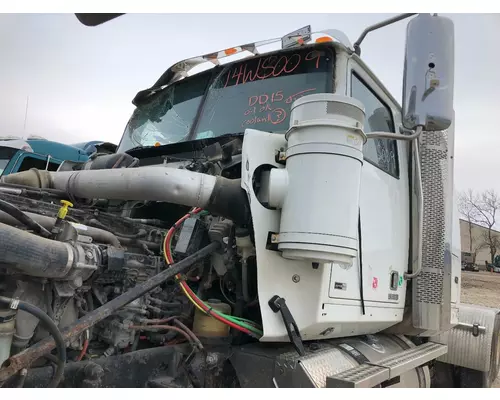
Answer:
[0, 13, 498, 389]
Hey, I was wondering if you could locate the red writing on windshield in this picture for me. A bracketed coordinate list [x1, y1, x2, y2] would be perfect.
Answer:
[244, 89, 316, 113]
[305, 50, 321, 69]
[248, 91, 284, 106]
[241, 88, 316, 129]
[241, 108, 287, 128]
[223, 50, 322, 88]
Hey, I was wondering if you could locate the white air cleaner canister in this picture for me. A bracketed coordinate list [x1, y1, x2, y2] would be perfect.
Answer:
[268, 93, 366, 265]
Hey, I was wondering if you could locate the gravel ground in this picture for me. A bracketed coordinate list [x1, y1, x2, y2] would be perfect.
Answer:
[461, 270, 500, 387]
[461, 270, 500, 308]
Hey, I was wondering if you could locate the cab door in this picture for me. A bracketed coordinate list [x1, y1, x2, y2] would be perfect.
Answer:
[335, 59, 409, 308]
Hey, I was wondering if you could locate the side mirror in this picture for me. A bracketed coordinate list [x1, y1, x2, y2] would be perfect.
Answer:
[402, 14, 455, 132]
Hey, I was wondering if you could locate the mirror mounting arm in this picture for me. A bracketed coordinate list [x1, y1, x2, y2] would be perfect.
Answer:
[365, 125, 423, 141]
[353, 13, 417, 56]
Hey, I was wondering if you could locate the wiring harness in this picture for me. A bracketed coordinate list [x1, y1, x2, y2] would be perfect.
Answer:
[162, 208, 263, 338]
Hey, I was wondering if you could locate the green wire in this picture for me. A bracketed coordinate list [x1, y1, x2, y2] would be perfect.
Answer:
[174, 209, 263, 337]
[231, 316, 263, 330]
[231, 315, 260, 324]
[226, 316, 261, 331]
[198, 306, 263, 336]
[222, 315, 263, 336]
[207, 308, 263, 335]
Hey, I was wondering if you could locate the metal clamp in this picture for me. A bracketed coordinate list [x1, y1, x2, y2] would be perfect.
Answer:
[9, 298, 20, 310]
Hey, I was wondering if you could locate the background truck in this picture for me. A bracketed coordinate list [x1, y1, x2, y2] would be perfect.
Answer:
[461, 252, 478, 272]
[0, 136, 117, 177]
[486, 255, 500, 273]
[0, 13, 498, 389]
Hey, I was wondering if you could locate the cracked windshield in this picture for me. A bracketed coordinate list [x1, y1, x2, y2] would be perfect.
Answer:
[119, 47, 333, 152]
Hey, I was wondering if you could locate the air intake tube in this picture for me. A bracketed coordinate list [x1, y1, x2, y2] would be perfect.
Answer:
[0, 222, 74, 278]
[2, 167, 250, 226]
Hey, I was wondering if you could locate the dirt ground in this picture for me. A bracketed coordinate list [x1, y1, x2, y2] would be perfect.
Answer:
[461, 270, 500, 387]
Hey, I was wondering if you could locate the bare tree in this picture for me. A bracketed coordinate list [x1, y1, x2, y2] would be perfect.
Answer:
[479, 230, 500, 263]
[471, 234, 488, 264]
[458, 189, 479, 254]
[465, 189, 500, 263]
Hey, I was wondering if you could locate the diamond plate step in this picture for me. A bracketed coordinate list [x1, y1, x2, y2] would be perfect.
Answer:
[326, 342, 448, 388]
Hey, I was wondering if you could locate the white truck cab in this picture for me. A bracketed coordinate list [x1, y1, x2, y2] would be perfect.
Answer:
[0, 13, 497, 389]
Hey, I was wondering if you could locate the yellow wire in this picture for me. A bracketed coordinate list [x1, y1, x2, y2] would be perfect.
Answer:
[179, 281, 206, 313]
[163, 232, 206, 313]
[160, 209, 262, 336]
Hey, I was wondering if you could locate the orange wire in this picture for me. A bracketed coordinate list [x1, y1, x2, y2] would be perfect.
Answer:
[163, 209, 252, 335]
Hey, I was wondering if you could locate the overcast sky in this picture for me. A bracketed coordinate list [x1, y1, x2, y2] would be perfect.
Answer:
[0, 13, 498, 194]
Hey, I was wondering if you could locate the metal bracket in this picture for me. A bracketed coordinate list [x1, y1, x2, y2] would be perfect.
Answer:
[265, 232, 280, 252]
[456, 322, 486, 337]
[274, 150, 287, 165]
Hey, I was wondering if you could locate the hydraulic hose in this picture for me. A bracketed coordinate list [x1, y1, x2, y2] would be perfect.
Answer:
[0, 199, 51, 238]
[0, 241, 220, 383]
[0, 296, 66, 388]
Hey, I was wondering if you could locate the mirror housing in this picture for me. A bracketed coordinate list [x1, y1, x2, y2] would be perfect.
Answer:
[402, 14, 455, 132]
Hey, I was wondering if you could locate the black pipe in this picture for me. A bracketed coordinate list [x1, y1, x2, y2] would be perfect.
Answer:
[0, 199, 51, 238]
[0, 222, 73, 278]
[0, 296, 66, 388]
[208, 178, 251, 227]
[0, 241, 220, 382]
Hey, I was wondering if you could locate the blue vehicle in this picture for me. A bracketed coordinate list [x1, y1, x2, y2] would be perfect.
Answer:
[0, 136, 116, 177]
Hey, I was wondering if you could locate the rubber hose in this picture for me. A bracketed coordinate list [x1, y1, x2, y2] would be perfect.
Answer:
[0, 296, 66, 388]
[0, 222, 73, 278]
[0, 199, 51, 238]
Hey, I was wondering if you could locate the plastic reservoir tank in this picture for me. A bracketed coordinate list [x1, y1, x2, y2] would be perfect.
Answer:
[0, 309, 16, 366]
